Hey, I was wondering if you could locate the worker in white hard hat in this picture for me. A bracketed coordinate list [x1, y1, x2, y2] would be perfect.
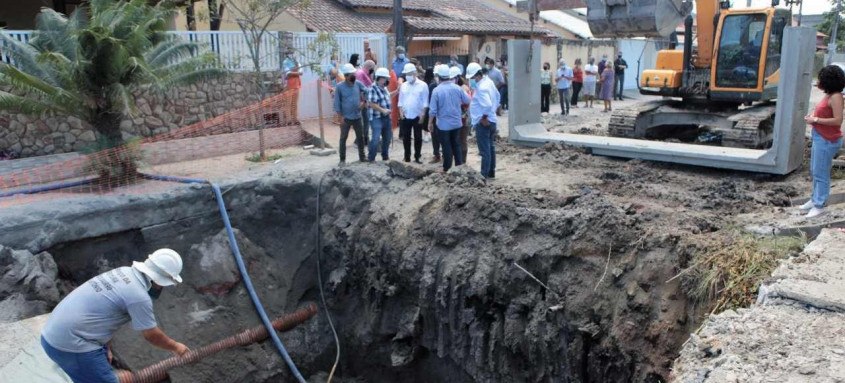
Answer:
[429, 64, 471, 172]
[333, 63, 369, 164]
[367, 67, 393, 162]
[398, 62, 429, 163]
[41, 249, 189, 383]
[467, 62, 501, 178]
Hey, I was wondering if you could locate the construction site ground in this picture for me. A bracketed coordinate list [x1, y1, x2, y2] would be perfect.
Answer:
[1, 88, 844, 382]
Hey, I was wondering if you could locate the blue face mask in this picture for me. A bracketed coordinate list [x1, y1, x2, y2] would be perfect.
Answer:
[149, 286, 163, 300]
[398, 54, 406, 60]
[470, 79, 478, 89]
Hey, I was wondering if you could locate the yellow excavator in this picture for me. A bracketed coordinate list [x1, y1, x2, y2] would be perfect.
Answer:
[585, 0, 793, 148]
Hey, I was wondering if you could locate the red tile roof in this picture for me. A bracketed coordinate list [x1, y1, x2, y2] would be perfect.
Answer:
[289, 0, 550, 36]
[287, 0, 393, 33]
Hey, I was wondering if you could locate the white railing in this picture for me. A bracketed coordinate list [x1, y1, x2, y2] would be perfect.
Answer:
[1, 30, 388, 73]
[0, 30, 33, 67]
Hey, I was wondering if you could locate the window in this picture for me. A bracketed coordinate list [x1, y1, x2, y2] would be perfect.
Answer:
[715, 13, 768, 89]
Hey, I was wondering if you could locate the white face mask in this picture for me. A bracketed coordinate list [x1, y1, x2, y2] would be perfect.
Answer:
[405, 75, 416, 83]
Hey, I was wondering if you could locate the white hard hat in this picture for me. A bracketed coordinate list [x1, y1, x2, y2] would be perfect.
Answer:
[402, 63, 417, 74]
[133, 248, 183, 287]
[374, 67, 389, 78]
[449, 66, 462, 79]
[466, 62, 482, 78]
[436, 65, 451, 78]
[341, 63, 357, 75]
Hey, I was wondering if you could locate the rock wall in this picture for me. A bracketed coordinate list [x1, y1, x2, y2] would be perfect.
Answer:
[0, 71, 281, 158]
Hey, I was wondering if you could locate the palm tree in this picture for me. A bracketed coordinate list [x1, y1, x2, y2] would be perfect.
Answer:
[0, 0, 224, 169]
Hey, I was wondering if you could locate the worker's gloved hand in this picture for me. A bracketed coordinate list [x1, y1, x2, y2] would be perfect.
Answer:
[172, 342, 190, 357]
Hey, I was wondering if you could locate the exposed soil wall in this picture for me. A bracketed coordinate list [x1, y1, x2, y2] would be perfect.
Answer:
[312, 165, 696, 382]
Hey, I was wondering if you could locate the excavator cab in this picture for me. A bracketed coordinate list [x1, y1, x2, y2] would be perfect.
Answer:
[711, 8, 791, 102]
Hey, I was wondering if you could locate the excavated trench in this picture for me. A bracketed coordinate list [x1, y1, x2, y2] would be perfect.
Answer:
[2, 163, 704, 382]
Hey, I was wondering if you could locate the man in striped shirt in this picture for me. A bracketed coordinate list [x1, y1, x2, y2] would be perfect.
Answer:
[367, 68, 393, 162]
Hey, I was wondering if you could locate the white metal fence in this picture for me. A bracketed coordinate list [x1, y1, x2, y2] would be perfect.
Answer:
[1, 30, 388, 74]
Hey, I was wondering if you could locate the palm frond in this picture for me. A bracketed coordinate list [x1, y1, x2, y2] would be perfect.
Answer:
[146, 40, 203, 68]
[0, 91, 56, 116]
[0, 32, 51, 81]
[107, 83, 137, 117]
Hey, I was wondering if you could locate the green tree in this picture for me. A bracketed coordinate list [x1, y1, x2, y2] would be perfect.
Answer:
[817, 0, 845, 49]
[0, 0, 224, 152]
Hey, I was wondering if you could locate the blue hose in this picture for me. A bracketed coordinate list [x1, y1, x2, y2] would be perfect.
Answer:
[143, 174, 307, 383]
[138, 173, 207, 184]
[0, 178, 95, 198]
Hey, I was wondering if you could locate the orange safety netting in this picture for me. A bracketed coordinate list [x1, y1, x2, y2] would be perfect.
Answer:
[0, 88, 312, 207]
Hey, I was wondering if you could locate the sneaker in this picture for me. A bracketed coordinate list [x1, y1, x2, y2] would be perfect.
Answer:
[806, 207, 826, 219]
[798, 200, 814, 213]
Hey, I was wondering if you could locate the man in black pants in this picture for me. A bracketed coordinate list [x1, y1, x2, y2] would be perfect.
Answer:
[398, 63, 430, 163]
[333, 63, 368, 164]
[614, 52, 628, 101]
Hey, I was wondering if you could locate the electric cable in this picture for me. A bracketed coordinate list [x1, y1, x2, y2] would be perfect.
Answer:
[316, 172, 341, 382]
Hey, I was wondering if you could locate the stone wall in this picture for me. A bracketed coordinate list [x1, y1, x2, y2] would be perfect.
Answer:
[0, 71, 282, 158]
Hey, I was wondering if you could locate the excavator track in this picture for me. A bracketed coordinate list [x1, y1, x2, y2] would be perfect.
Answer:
[718, 104, 776, 149]
[607, 100, 671, 138]
[606, 100, 776, 149]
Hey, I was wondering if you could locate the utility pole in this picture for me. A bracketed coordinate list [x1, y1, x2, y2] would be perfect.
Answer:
[830, 0, 842, 64]
[394, 0, 404, 49]
[746, 0, 751, 7]
[797, 0, 803, 26]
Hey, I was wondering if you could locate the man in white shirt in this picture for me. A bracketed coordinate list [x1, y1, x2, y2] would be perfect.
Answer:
[582, 57, 598, 108]
[466, 62, 500, 178]
[398, 63, 429, 163]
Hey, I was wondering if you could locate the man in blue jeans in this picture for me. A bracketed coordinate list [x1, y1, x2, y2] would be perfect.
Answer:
[428, 65, 470, 172]
[467, 62, 501, 178]
[41, 249, 189, 382]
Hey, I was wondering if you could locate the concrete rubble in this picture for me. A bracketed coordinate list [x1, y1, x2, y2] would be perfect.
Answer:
[671, 229, 845, 382]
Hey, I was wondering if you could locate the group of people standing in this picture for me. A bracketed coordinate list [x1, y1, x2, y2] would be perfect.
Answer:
[333, 46, 502, 178]
[541, 52, 628, 114]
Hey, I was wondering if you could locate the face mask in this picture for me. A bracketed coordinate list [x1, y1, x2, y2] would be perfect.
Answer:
[470, 79, 478, 89]
[486, 65, 493, 70]
[405, 75, 416, 83]
[398, 54, 406, 60]
[149, 286, 163, 300]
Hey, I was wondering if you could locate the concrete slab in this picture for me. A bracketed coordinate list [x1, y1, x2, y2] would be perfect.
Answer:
[758, 229, 845, 312]
[508, 27, 817, 175]
[0, 314, 71, 383]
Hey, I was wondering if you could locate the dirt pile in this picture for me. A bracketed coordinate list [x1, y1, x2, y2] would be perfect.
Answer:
[0, 246, 60, 322]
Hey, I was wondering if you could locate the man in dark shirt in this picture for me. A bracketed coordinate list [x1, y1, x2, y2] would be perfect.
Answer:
[614, 52, 628, 101]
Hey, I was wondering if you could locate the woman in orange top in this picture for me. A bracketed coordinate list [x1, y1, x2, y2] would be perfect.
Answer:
[800, 64, 845, 218]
